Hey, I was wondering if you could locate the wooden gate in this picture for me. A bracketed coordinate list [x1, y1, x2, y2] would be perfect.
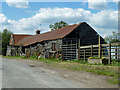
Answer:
[62, 39, 78, 60]
[78, 43, 120, 64]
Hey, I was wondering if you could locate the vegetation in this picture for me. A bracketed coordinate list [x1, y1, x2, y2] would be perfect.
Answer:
[0, 32, 2, 55]
[3, 55, 119, 85]
[104, 32, 120, 43]
[2, 29, 12, 56]
[49, 21, 68, 31]
[89, 57, 100, 59]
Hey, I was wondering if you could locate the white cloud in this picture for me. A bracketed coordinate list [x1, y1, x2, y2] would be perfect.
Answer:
[89, 10, 118, 29]
[0, 7, 118, 37]
[0, 8, 92, 34]
[112, 0, 119, 2]
[6, 0, 28, 8]
[88, 0, 108, 10]
[88, 0, 119, 10]
[0, 14, 8, 24]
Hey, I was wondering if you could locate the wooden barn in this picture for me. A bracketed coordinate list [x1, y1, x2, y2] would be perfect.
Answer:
[7, 22, 105, 60]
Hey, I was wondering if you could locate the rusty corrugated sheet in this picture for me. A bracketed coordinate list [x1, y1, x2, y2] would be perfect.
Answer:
[15, 22, 83, 46]
[9, 34, 32, 45]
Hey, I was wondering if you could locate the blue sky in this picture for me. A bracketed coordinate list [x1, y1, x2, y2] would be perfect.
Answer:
[0, 0, 118, 37]
[3, 2, 118, 20]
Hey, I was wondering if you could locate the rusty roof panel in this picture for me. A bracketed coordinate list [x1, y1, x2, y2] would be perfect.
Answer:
[15, 22, 83, 46]
[9, 34, 32, 45]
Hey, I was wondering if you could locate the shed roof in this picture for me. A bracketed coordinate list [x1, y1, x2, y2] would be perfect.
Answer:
[12, 22, 83, 46]
[9, 34, 32, 46]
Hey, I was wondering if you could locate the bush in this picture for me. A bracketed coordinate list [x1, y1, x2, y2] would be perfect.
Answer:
[102, 57, 109, 65]
[49, 56, 53, 60]
[111, 60, 120, 66]
[29, 56, 38, 59]
[58, 54, 62, 60]
[89, 57, 100, 59]
[79, 59, 87, 64]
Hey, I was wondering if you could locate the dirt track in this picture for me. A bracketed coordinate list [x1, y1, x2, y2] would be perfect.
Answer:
[3, 58, 118, 88]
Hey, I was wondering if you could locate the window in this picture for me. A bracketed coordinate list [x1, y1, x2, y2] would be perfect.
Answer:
[52, 42, 56, 51]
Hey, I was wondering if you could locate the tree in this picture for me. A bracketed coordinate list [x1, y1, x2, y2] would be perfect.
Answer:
[49, 21, 68, 31]
[104, 32, 120, 43]
[2, 29, 12, 56]
[0, 32, 2, 55]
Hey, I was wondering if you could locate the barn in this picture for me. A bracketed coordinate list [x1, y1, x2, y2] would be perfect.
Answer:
[7, 22, 105, 60]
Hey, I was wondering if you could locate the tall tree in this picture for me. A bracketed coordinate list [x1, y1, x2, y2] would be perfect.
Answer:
[2, 29, 12, 56]
[0, 32, 2, 55]
[104, 31, 120, 43]
[49, 21, 68, 31]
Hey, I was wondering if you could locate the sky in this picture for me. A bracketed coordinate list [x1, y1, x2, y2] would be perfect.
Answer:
[0, 0, 119, 38]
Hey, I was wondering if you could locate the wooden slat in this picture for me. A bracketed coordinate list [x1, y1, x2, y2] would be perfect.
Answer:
[80, 43, 120, 49]
[93, 49, 99, 50]
[111, 55, 119, 56]
[93, 52, 98, 54]
[85, 52, 91, 54]
[63, 52, 76, 53]
[102, 48, 109, 50]
[102, 52, 108, 53]
[101, 55, 109, 57]
[80, 52, 91, 54]
[85, 55, 91, 56]
[62, 44, 76, 46]
[63, 54, 76, 55]
[111, 52, 118, 53]
[63, 48, 77, 50]
[111, 48, 119, 49]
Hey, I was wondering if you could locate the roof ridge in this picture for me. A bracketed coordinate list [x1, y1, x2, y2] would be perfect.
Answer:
[12, 34, 32, 36]
[36, 23, 80, 36]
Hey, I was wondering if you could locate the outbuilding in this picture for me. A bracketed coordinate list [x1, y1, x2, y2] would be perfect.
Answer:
[7, 22, 105, 60]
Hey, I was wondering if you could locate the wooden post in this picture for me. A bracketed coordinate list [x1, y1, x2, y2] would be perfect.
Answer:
[30, 45, 31, 57]
[91, 45, 93, 57]
[78, 39, 80, 60]
[99, 35, 101, 58]
[76, 40, 78, 60]
[71, 40, 72, 59]
[84, 50, 86, 62]
[61, 41, 63, 60]
[115, 47, 117, 60]
[20, 44, 23, 55]
[102, 47, 103, 57]
[109, 43, 111, 64]
[52, 43, 54, 57]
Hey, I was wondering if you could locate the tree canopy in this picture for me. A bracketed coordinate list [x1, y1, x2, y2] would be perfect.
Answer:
[0, 32, 2, 55]
[104, 32, 120, 43]
[2, 29, 12, 56]
[49, 21, 68, 31]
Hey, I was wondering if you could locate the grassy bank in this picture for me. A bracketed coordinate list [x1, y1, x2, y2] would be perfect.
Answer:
[3, 55, 119, 85]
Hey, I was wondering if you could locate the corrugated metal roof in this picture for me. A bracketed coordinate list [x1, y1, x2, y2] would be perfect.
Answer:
[9, 34, 32, 45]
[14, 22, 83, 46]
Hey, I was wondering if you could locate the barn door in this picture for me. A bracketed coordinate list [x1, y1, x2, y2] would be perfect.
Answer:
[62, 39, 78, 60]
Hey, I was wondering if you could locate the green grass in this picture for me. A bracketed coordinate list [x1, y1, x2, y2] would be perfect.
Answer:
[107, 77, 118, 85]
[3, 55, 119, 85]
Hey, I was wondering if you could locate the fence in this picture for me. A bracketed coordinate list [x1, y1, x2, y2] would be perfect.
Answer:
[78, 43, 120, 64]
[62, 39, 78, 60]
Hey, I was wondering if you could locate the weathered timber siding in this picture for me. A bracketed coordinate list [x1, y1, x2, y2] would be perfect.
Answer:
[64, 22, 105, 46]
